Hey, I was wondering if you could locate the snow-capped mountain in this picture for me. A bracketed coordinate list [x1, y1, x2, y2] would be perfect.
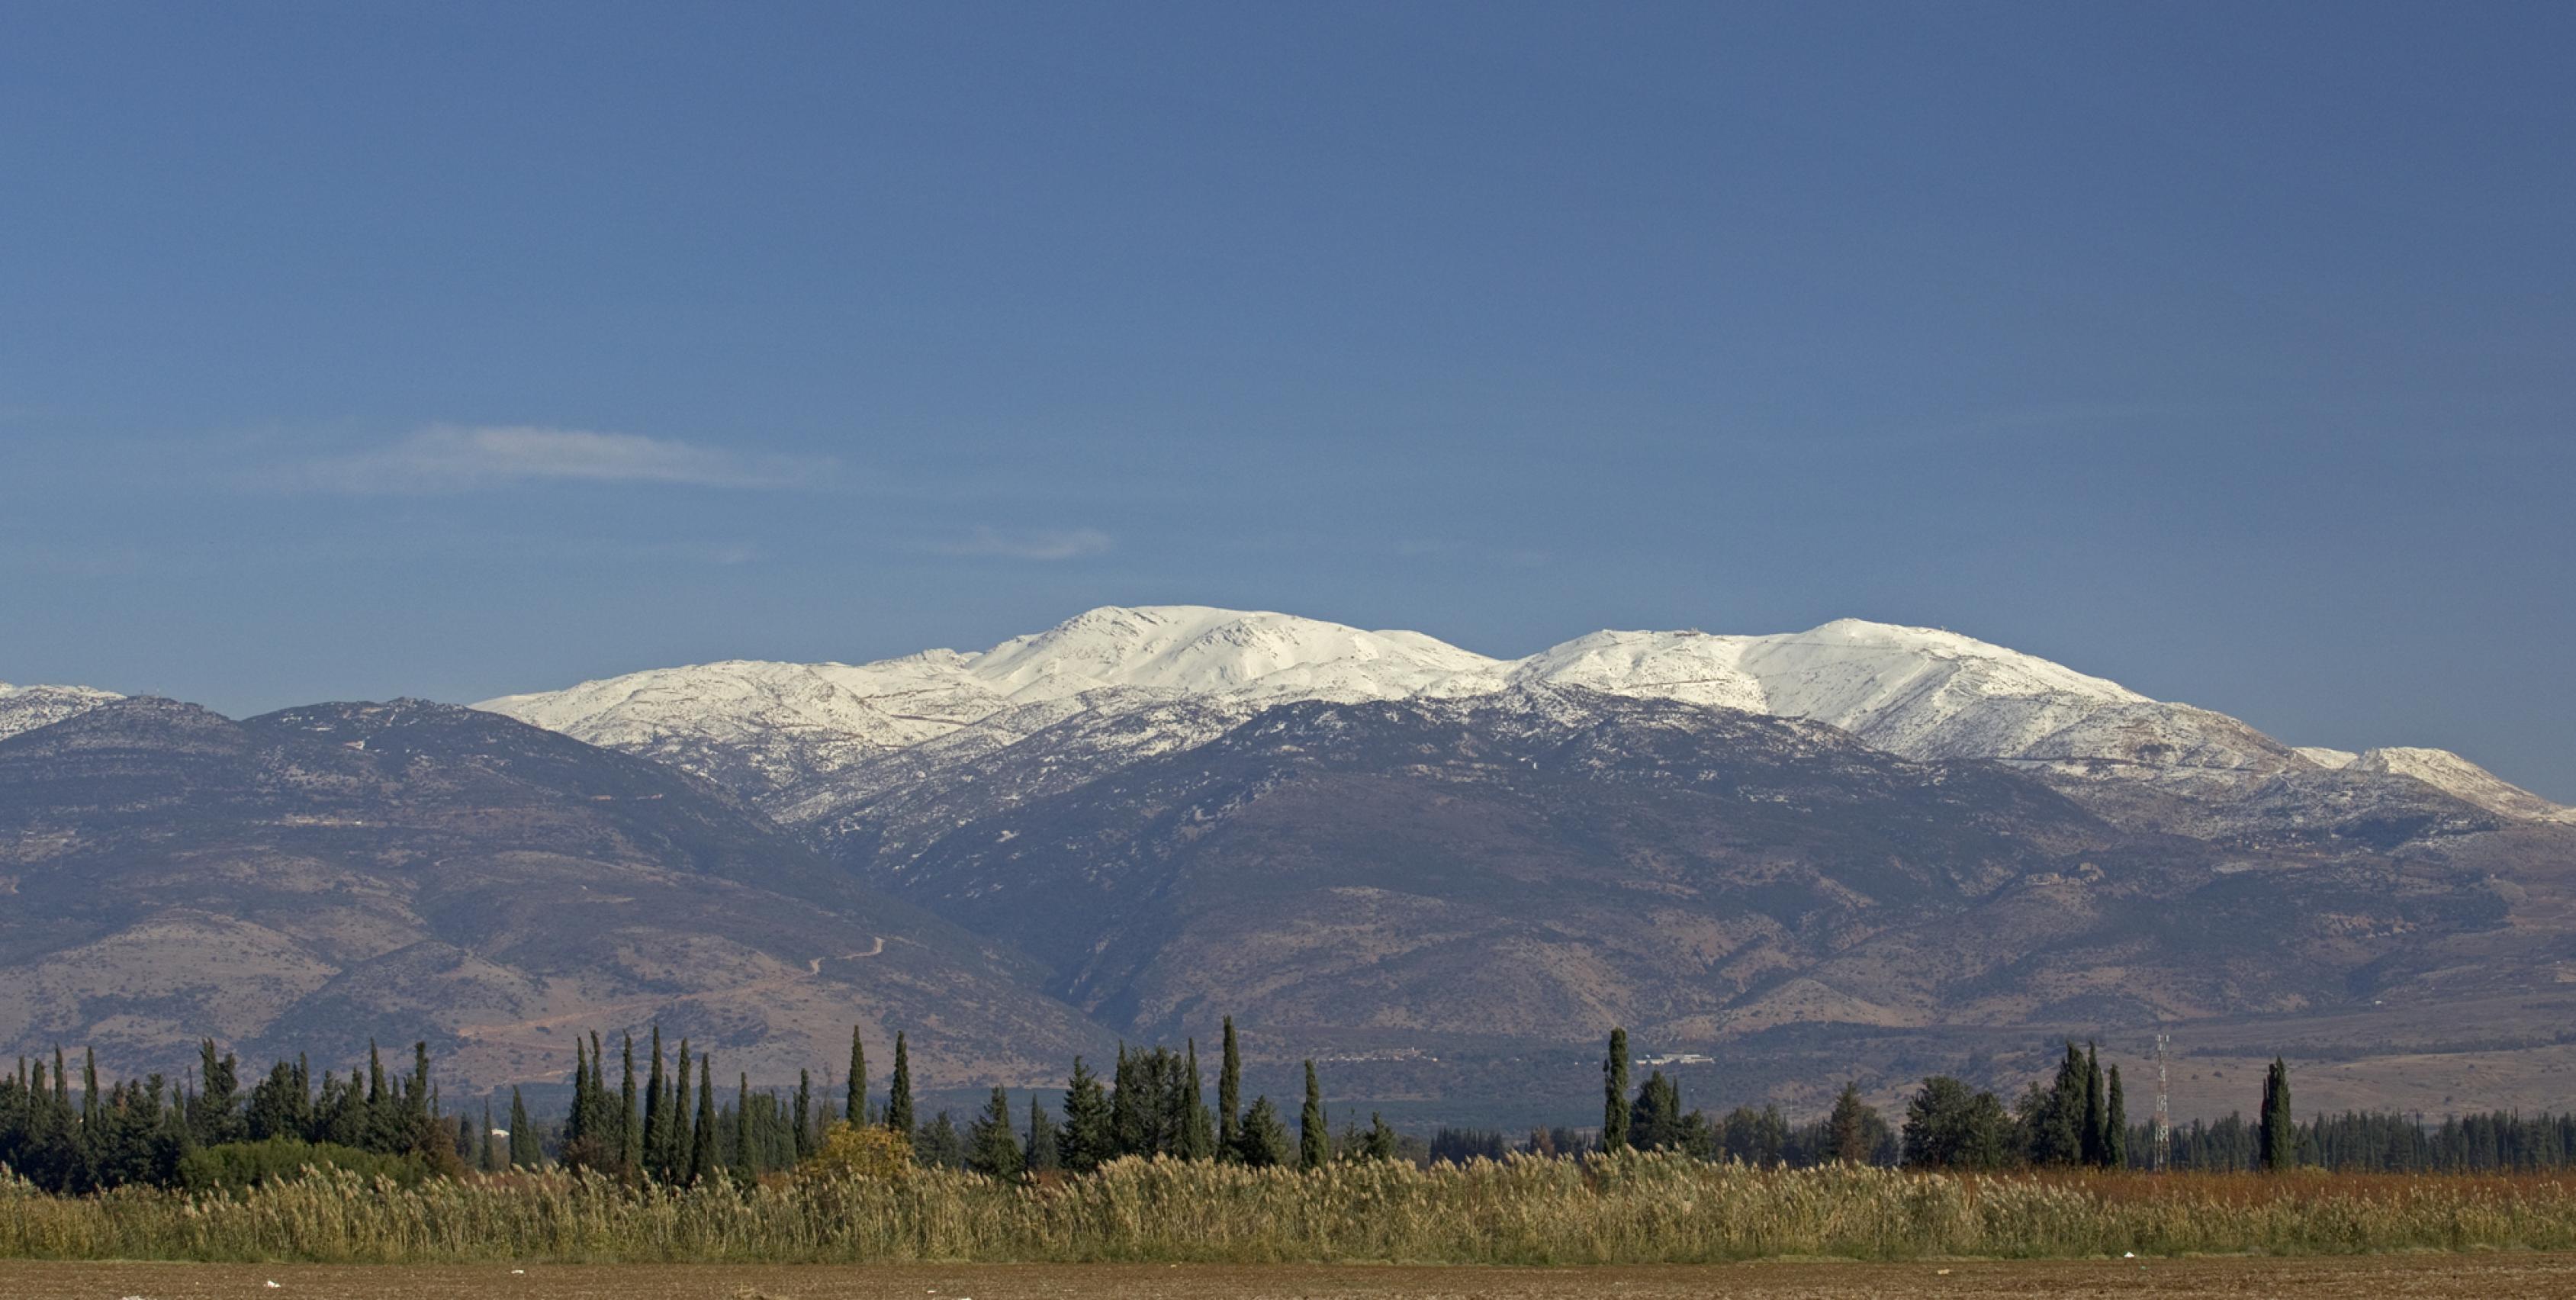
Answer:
[476, 604, 2569, 831]
[0, 683, 122, 742]
[2305, 745, 2576, 825]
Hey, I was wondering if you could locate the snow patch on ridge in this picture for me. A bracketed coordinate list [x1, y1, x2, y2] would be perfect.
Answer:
[0, 683, 124, 742]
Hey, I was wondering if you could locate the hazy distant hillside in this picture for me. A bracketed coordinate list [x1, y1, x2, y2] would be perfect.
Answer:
[0, 697, 1107, 1092]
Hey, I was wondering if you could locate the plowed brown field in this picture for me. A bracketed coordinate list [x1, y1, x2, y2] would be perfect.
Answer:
[9, 1255, 2576, 1299]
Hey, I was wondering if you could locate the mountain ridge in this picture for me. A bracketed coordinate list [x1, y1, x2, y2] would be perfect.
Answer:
[476, 605, 2570, 825]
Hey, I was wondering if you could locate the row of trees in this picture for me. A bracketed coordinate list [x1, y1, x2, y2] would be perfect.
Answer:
[0, 1041, 461, 1193]
[21, 1026, 2576, 1192]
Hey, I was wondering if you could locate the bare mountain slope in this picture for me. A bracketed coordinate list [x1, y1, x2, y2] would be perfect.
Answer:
[0, 697, 1106, 1091]
[859, 689, 2517, 1052]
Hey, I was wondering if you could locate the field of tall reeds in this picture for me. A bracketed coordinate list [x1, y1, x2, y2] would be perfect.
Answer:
[8, 1154, 2576, 1265]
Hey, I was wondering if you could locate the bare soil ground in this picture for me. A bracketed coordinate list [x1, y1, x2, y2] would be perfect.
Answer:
[13, 1255, 2576, 1300]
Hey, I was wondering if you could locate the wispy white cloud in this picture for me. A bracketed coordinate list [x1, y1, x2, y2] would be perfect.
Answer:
[269, 424, 832, 493]
[926, 526, 1114, 562]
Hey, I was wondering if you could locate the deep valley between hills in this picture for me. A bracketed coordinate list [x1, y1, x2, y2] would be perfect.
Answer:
[4, 605, 2574, 1128]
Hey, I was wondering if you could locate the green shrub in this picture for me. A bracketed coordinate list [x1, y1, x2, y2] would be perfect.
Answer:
[175, 1138, 428, 1192]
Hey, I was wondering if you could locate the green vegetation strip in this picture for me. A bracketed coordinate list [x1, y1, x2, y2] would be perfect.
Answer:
[7, 1155, 2575, 1266]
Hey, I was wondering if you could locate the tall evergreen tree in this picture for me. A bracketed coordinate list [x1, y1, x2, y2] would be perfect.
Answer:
[1603, 1028, 1632, 1153]
[568, 1038, 590, 1145]
[1629, 1072, 1683, 1150]
[2025, 1042, 2089, 1166]
[886, 1033, 915, 1137]
[2082, 1043, 2108, 1167]
[481, 1100, 498, 1173]
[410, 1041, 433, 1124]
[1108, 1045, 1142, 1157]
[845, 1027, 867, 1126]
[1024, 1096, 1061, 1173]
[793, 1069, 815, 1160]
[620, 1034, 641, 1172]
[508, 1088, 537, 1169]
[2105, 1065, 2129, 1169]
[189, 1038, 243, 1147]
[733, 1072, 754, 1179]
[671, 1039, 694, 1179]
[2259, 1058, 2295, 1172]
[1217, 1017, 1243, 1160]
[967, 1086, 1023, 1178]
[1177, 1039, 1215, 1160]
[688, 1057, 718, 1183]
[643, 1027, 669, 1177]
[1234, 1095, 1291, 1167]
[1299, 1060, 1329, 1170]
[1365, 1112, 1398, 1161]
[1060, 1056, 1114, 1174]
[1828, 1082, 1875, 1163]
[915, 1110, 965, 1170]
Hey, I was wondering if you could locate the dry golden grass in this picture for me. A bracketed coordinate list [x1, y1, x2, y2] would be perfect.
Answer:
[9, 1154, 2576, 1265]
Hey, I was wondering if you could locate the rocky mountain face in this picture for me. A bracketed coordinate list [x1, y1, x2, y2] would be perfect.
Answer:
[472, 607, 2576, 1119]
[0, 697, 1106, 1092]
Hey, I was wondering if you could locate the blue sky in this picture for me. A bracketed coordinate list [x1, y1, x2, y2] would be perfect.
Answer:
[5, 2, 2572, 796]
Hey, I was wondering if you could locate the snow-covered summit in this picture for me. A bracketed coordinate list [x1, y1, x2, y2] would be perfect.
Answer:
[969, 605, 1506, 703]
[0, 682, 124, 742]
[475, 604, 2563, 825]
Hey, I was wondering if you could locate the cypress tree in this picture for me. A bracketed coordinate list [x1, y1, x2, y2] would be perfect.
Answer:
[845, 1027, 867, 1126]
[671, 1040, 693, 1179]
[410, 1042, 433, 1123]
[1603, 1028, 1631, 1153]
[1298, 1060, 1328, 1170]
[620, 1035, 640, 1172]
[507, 1089, 536, 1169]
[2260, 1058, 2295, 1172]
[1217, 1017, 1243, 1160]
[643, 1028, 668, 1178]
[732, 1072, 753, 1179]
[480, 1100, 497, 1173]
[1108, 1046, 1142, 1158]
[2030, 1042, 2088, 1166]
[793, 1069, 814, 1160]
[2082, 1043, 2108, 1167]
[1177, 1039, 1214, 1160]
[568, 1038, 590, 1145]
[967, 1086, 1023, 1178]
[1060, 1057, 1114, 1174]
[688, 1057, 717, 1184]
[190, 1038, 243, 1147]
[886, 1033, 915, 1138]
[2105, 1066, 2129, 1169]
[363, 1042, 394, 1152]
[1024, 1096, 1061, 1173]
